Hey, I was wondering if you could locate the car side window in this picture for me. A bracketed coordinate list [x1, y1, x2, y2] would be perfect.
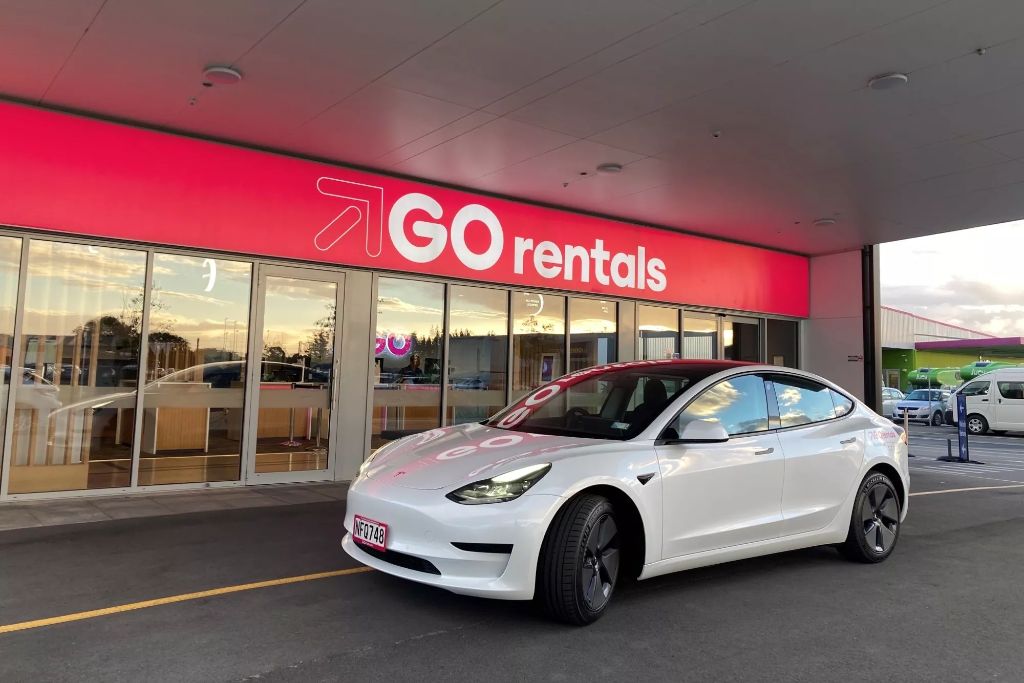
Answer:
[830, 389, 854, 417]
[961, 381, 989, 397]
[671, 374, 770, 437]
[998, 381, 1024, 400]
[770, 375, 837, 428]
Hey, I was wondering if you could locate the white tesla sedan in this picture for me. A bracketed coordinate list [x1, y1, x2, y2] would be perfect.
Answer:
[343, 360, 909, 625]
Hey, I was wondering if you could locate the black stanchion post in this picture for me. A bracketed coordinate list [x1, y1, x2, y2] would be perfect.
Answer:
[956, 392, 970, 463]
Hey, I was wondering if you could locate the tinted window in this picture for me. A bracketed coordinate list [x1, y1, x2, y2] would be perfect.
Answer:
[830, 389, 854, 417]
[961, 381, 989, 397]
[998, 382, 1024, 400]
[771, 375, 837, 427]
[678, 374, 769, 436]
[488, 363, 727, 440]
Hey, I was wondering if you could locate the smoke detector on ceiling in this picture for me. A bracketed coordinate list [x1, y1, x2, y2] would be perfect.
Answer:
[202, 65, 243, 87]
[596, 162, 624, 174]
[867, 72, 909, 91]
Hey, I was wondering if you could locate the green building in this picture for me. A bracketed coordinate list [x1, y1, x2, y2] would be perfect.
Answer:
[881, 306, 1024, 391]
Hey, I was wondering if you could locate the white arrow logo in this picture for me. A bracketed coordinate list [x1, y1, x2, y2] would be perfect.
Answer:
[315, 176, 384, 257]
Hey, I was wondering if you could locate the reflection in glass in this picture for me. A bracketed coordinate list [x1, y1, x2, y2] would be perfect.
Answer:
[512, 292, 565, 401]
[723, 319, 761, 362]
[682, 375, 769, 435]
[772, 376, 836, 427]
[0, 237, 22, 484]
[638, 305, 679, 360]
[139, 254, 252, 485]
[8, 240, 146, 493]
[447, 286, 508, 425]
[372, 278, 443, 449]
[683, 313, 718, 359]
[570, 298, 616, 371]
[254, 276, 336, 474]
[766, 319, 798, 367]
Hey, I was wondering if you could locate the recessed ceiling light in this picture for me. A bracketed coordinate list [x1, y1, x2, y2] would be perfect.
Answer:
[202, 65, 243, 87]
[867, 72, 909, 91]
[596, 162, 624, 174]
[813, 217, 838, 227]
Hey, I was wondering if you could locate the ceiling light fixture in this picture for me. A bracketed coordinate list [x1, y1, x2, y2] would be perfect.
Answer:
[596, 162, 624, 174]
[867, 72, 909, 91]
[202, 65, 243, 87]
[813, 217, 838, 227]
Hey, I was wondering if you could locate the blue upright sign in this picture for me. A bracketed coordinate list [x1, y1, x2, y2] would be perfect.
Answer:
[956, 393, 970, 462]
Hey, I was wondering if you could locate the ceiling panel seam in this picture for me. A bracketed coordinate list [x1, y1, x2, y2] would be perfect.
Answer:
[365, 5, 728, 169]
[299, 0, 505, 128]
[39, 0, 110, 103]
[230, 0, 309, 65]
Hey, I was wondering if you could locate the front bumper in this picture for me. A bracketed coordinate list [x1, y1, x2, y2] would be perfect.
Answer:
[342, 480, 563, 600]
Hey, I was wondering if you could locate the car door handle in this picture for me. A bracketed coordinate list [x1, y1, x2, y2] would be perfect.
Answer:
[981, 398, 989, 402]
[754, 447, 774, 455]
[840, 437, 857, 445]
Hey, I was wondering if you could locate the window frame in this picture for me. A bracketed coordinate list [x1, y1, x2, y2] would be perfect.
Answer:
[766, 373, 855, 431]
[960, 381, 990, 397]
[659, 371, 774, 441]
[997, 381, 1024, 400]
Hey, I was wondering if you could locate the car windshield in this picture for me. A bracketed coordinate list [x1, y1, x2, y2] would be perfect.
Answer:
[486, 361, 735, 440]
[906, 390, 942, 401]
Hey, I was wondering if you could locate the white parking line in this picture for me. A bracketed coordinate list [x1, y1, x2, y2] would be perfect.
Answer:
[911, 483, 1024, 496]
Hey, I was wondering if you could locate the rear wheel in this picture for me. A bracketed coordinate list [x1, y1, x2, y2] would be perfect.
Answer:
[538, 494, 620, 625]
[840, 472, 901, 563]
[966, 414, 988, 435]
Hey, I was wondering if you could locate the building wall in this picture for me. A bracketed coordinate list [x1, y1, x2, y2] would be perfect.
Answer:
[802, 250, 866, 400]
[882, 348, 1024, 391]
[881, 307, 990, 349]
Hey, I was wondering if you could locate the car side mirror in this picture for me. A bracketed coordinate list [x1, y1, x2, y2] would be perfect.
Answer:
[664, 419, 730, 444]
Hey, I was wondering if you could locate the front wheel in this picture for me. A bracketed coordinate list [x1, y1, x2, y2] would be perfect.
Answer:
[966, 414, 989, 435]
[537, 494, 620, 625]
[840, 472, 901, 563]
[931, 411, 944, 426]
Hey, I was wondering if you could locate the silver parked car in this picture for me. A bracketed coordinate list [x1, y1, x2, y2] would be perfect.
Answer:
[893, 389, 950, 426]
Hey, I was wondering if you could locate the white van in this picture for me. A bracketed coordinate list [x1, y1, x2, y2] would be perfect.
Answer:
[951, 368, 1024, 435]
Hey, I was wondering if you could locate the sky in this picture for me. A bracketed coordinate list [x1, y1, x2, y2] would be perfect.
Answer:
[880, 221, 1024, 336]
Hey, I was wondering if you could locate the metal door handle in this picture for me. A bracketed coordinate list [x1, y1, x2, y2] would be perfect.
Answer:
[754, 447, 774, 455]
[840, 437, 856, 445]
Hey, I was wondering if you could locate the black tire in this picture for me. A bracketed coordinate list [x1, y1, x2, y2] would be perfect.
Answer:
[966, 414, 988, 435]
[931, 411, 943, 426]
[840, 472, 901, 563]
[537, 494, 620, 625]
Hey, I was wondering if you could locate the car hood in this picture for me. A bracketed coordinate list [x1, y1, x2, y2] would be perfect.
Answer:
[360, 423, 596, 490]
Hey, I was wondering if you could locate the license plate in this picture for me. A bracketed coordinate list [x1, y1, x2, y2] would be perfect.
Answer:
[353, 515, 388, 551]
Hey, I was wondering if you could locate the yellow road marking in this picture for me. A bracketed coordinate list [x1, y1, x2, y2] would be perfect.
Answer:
[911, 483, 1024, 497]
[0, 566, 373, 635]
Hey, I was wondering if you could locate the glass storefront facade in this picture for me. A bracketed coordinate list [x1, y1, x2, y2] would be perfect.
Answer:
[0, 228, 796, 499]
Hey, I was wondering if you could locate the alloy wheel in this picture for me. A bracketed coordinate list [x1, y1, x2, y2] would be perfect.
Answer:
[968, 417, 985, 434]
[862, 483, 899, 553]
[581, 514, 619, 611]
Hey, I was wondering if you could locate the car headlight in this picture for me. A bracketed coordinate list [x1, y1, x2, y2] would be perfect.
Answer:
[446, 463, 551, 505]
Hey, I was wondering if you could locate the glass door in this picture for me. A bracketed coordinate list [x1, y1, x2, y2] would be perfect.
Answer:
[245, 266, 344, 483]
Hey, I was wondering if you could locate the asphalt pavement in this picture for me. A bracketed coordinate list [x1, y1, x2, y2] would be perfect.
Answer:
[2, 427, 1024, 682]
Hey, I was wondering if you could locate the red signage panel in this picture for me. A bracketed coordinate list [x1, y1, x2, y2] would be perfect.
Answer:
[0, 101, 808, 317]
